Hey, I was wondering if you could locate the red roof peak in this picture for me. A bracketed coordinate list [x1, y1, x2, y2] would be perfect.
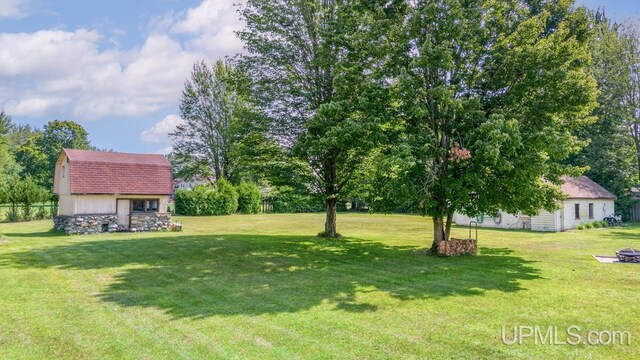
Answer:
[57, 149, 173, 195]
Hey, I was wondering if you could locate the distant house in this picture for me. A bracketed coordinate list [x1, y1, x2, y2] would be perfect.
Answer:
[53, 149, 173, 234]
[173, 177, 213, 192]
[453, 176, 616, 232]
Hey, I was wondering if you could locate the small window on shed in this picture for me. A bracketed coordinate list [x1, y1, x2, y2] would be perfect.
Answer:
[589, 203, 594, 219]
[146, 200, 158, 212]
[132, 200, 145, 212]
[62, 166, 65, 178]
[574, 204, 580, 220]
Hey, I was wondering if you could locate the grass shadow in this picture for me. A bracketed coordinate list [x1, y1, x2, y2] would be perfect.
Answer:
[0, 234, 541, 318]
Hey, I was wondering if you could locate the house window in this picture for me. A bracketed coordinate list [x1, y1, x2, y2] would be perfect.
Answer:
[62, 166, 65, 178]
[589, 203, 594, 219]
[574, 204, 580, 220]
[131, 199, 159, 213]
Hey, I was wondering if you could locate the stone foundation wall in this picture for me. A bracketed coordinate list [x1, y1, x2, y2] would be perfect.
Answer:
[437, 238, 478, 257]
[54, 214, 118, 235]
[130, 212, 171, 232]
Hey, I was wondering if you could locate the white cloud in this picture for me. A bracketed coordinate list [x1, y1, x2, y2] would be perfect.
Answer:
[0, 0, 29, 18]
[0, 0, 246, 120]
[140, 114, 184, 144]
[171, 0, 244, 57]
[5, 95, 70, 117]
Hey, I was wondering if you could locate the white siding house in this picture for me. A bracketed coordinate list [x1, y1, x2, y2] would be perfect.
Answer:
[454, 176, 616, 232]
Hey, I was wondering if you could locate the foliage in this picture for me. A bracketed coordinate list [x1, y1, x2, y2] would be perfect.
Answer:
[238, 0, 394, 237]
[267, 187, 324, 214]
[174, 182, 239, 216]
[236, 181, 261, 214]
[622, 25, 640, 182]
[365, 1, 598, 248]
[217, 179, 239, 215]
[1, 176, 50, 222]
[170, 60, 256, 184]
[15, 120, 91, 189]
[0, 111, 21, 184]
[569, 11, 638, 219]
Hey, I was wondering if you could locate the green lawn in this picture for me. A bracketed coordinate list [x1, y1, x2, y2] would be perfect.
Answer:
[0, 214, 638, 359]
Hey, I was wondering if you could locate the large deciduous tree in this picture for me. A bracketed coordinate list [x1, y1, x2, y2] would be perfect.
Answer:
[368, 0, 597, 249]
[622, 25, 640, 181]
[238, 0, 393, 237]
[170, 60, 250, 184]
[15, 120, 90, 189]
[569, 11, 638, 217]
[0, 110, 21, 184]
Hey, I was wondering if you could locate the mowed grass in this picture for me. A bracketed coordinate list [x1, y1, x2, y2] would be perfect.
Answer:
[0, 214, 639, 359]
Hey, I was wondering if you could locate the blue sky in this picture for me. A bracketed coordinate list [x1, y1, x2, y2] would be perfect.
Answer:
[0, 0, 638, 154]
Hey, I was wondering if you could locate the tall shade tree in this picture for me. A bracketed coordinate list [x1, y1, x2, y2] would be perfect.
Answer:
[238, 0, 393, 237]
[623, 25, 640, 181]
[368, 0, 597, 249]
[0, 110, 21, 184]
[171, 60, 249, 184]
[15, 120, 90, 189]
[569, 11, 637, 217]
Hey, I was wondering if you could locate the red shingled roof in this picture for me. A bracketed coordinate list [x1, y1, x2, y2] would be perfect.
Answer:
[61, 149, 173, 195]
[561, 176, 616, 200]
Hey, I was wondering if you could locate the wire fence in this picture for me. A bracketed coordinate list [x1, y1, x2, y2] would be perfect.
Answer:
[0, 203, 58, 223]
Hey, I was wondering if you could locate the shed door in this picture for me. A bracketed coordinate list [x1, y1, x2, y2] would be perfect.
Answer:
[117, 199, 130, 228]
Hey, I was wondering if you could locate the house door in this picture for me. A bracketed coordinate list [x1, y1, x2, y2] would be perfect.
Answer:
[117, 199, 130, 228]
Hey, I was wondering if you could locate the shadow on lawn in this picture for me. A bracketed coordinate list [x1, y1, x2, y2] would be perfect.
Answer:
[0, 234, 541, 318]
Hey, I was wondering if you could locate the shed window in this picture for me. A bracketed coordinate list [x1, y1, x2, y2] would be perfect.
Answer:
[589, 203, 594, 219]
[131, 199, 159, 213]
[62, 166, 65, 178]
[574, 204, 580, 220]
[146, 200, 158, 212]
[132, 200, 145, 212]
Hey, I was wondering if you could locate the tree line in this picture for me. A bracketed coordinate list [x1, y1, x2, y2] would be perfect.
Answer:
[0, 114, 93, 220]
[170, 1, 640, 250]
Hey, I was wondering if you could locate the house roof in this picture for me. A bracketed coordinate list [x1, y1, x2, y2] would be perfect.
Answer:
[59, 149, 173, 195]
[560, 176, 616, 200]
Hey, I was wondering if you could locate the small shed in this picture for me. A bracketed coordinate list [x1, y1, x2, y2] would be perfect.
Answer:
[453, 176, 616, 232]
[53, 149, 173, 234]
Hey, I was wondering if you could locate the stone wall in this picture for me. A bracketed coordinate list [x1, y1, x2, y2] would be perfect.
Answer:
[437, 238, 477, 257]
[54, 214, 118, 235]
[130, 212, 171, 232]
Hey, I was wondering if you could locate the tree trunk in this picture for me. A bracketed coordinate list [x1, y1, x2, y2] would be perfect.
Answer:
[325, 197, 338, 237]
[431, 216, 444, 251]
[431, 214, 454, 252]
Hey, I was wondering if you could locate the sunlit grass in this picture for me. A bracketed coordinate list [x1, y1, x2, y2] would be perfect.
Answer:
[0, 213, 638, 359]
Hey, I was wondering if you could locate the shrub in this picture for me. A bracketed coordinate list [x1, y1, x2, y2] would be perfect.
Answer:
[584, 223, 594, 229]
[217, 179, 239, 215]
[268, 187, 324, 213]
[174, 181, 238, 216]
[237, 182, 261, 214]
[577, 224, 585, 230]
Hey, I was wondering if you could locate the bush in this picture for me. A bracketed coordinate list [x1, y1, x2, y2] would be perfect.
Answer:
[217, 179, 239, 215]
[584, 223, 594, 229]
[268, 187, 324, 213]
[577, 224, 585, 230]
[174, 181, 238, 216]
[237, 182, 261, 214]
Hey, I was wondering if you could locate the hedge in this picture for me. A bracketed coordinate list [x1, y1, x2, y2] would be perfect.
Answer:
[174, 180, 239, 216]
[268, 188, 324, 213]
[174, 180, 263, 216]
[237, 182, 261, 214]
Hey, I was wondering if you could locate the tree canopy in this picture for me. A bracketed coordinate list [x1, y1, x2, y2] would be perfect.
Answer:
[362, 0, 598, 248]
